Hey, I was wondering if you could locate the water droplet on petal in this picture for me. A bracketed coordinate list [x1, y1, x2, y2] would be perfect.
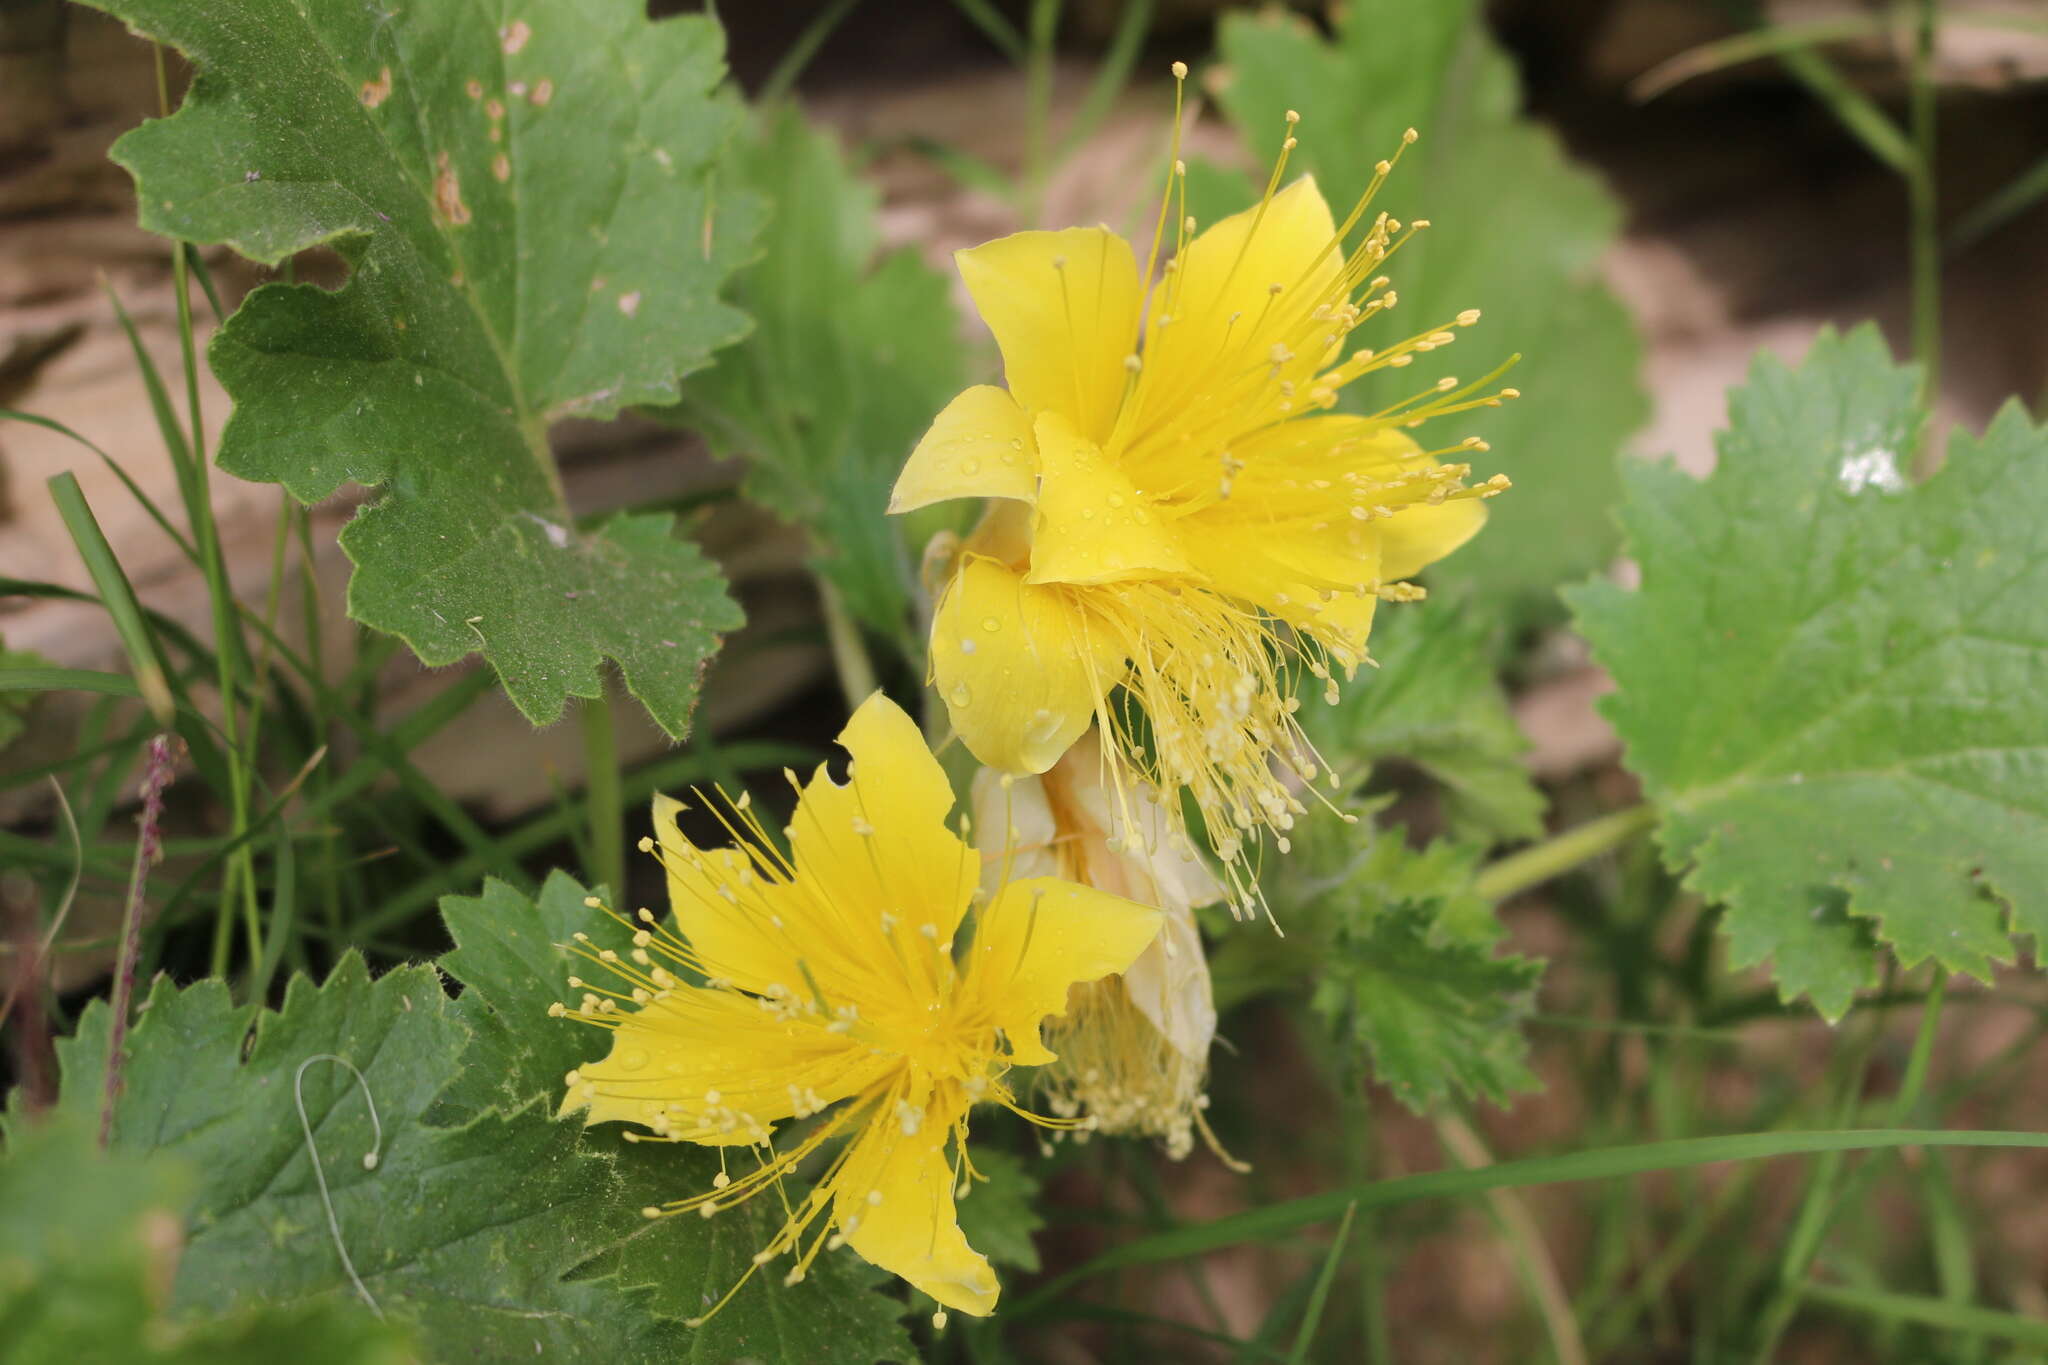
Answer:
[619, 1049, 649, 1072]
[981, 616, 1001, 633]
[960, 457, 981, 476]
[1107, 493, 1125, 508]
[949, 682, 972, 707]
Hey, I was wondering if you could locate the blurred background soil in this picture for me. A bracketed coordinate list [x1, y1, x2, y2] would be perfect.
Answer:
[3, 1, 2046, 1359]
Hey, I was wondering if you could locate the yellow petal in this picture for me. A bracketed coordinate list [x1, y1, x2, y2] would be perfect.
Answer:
[565, 987, 888, 1143]
[1379, 497, 1487, 579]
[965, 876, 1161, 1065]
[932, 556, 1125, 775]
[956, 226, 1141, 444]
[1025, 411, 1197, 586]
[789, 693, 980, 956]
[1181, 519, 1383, 650]
[1125, 177, 1342, 456]
[889, 385, 1038, 514]
[835, 1084, 999, 1316]
[652, 793, 808, 996]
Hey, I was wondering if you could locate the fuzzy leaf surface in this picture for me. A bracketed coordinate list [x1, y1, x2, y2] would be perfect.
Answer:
[1307, 835, 1541, 1110]
[667, 108, 966, 649]
[437, 871, 917, 1362]
[0, 1111, 415, 1365]
[1211, 1, 1646, 604]
[1569, 328, 2048, 1018]
[49, 959, 695, 1359]
[1305, 602, 1543, 839]
[81, 0, 756, 735]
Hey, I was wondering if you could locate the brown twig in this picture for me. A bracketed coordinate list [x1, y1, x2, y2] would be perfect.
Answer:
[99, 733, 177, 1150]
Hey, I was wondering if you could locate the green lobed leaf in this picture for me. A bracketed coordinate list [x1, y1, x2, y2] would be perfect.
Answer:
[436, 870, 918, 1362]
[0, 1114, 414, 1365]
[1208, 1, 1647, 606]
[1568, 327, 2048, 1019]
[1306, 832, 1542, 1110]
[80, 0, 758, 736]
[953, 1149, 1044, 1275]
[48, 959, 696, 1359]
[665, 106, 968, 651]
[1302, 601, 1544, 840]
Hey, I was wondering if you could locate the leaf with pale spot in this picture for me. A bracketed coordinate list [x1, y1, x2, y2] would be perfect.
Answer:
[79, 0, 759, 736]
[1569, 327, 2048, 1018]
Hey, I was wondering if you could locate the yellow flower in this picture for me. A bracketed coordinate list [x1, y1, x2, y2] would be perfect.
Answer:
[892, 85, 1510, 895]
[972, 729, 1227, 1160]
[554, 693, 1159, 1321]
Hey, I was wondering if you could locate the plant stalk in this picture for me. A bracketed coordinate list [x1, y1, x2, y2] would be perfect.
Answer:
[1474, 805, 1658, 902]
[101, 734, 175, 1149]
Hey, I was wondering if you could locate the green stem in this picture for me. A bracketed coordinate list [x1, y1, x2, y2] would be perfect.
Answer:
[818, 577, 878, 710]
[1436, 1113, 1590, 1365]
[580, 680, 624, 900]
[1906, 0, 1942, 470]
[1749, 977, 1891, 1360]
[1473, 806, 1658, 902]
[1021, 0, 1062, 224]
[156, 45, 261, 982]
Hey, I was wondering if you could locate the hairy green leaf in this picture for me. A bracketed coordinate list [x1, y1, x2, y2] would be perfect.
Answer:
[437, 871, 917, 1363]
[1307, 833, 1541, 1109]
[1569, 327, 2048, 1019]
[80, 0, 758, 736]
[1210, 1, 1647, 604]
[1304, 602, 1543, 840]
[48, 960, 703, 1358]
[667, 107, 966, 650]
[0, 1114, 412, 1365]
[954, 1149, 1043, 1274]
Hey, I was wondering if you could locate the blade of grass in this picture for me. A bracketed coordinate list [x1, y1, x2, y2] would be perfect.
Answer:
[1631, 16, 1887, 99]
[1803, 1283, 2048, 1347]
[1436, 1114, 1589, 1365]
[1950, 151, 2048, 252]
[1054, 0, 1153, 162]
[1007, 1129, 2048, 1320]
[1286, 1201, 1357, 1365]
[757, 0, 860, 105]
[181, 243, 226, 324]
[579, 685, 624, 903]
[0, 779, 82, 1029]
[2, 411, 200, 565]
[949, 0, 1025, 62]
[44, 477, 174, 725]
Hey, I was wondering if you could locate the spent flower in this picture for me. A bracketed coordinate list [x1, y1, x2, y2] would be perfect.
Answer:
[972, 730, 1228, 1160]
[554, 694, 1160, 1319]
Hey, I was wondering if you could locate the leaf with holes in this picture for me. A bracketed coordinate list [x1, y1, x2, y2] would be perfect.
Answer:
[1208, 0, 1646, 606]
[1302, 601, 1542, 840]
[1569, 327, 2048, 1019]
[1306, 833, 1542, 1110]
[79, 0, 759, 735]
[665, 107, 967, 651]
